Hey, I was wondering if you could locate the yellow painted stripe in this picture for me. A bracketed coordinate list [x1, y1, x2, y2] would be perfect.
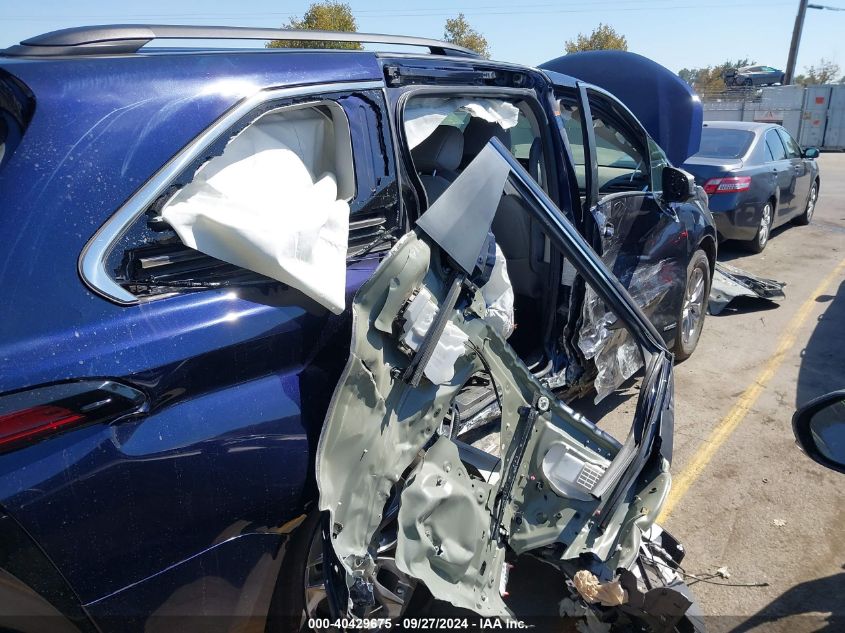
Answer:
[658, 256, 845, 522]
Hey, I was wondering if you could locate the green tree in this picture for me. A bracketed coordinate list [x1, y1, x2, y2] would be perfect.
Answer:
[267, 1, 361, 50]
[677, 59, 755, 95]
[794, 58, 842, 85]
[564, 23, 627, 53]
[443, 13, 490, 58]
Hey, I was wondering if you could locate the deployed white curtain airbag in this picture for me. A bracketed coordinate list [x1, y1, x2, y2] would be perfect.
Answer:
[161, 106, 352, 314]
[403, 97, 521, 149]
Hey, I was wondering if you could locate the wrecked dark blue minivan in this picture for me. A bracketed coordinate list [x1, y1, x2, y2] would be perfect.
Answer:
[0, 26, 712, 632]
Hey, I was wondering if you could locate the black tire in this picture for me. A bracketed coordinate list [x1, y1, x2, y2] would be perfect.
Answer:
[266, 510, 325, 633]
[743, 77, 753, 87]
[674, 250, 710, 362]
[793, 181, 817, 226]
[745, 201, 773, 253]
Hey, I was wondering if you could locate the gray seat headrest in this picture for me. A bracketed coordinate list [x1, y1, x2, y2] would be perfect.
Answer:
[462, 118, 511, 167]
[412, 126, 464, 174]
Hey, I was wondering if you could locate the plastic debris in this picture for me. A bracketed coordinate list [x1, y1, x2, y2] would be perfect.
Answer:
[773, 518, 787, 527]
[715, 567, 731, 579]
[709, 262, 786, 315]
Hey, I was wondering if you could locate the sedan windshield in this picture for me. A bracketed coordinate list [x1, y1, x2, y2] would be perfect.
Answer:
[695, 127, 755, 159]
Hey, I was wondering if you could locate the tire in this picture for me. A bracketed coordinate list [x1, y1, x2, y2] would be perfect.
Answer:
[743, 77, 753, 87]
[267, 508, 417, 632]
[746, 201, 773, 253]
[674, 250, 710, 362]
[793, 181, 817, 225]
[266, 510, 326, 633]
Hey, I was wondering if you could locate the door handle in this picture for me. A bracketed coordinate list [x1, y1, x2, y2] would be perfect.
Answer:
[602, 222, 615, 239]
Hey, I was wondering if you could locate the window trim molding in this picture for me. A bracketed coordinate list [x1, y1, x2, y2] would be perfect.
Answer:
[78, 80, 384, 306]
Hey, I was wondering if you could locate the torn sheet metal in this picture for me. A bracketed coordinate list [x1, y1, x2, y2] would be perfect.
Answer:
[577, 203, 681, 403]
[403, 97, 520, 149]
[162, 105, 352, 313]
[315, 228, 663, 617]
[578, 259, 678, 403]
[709, 262, 786, 315]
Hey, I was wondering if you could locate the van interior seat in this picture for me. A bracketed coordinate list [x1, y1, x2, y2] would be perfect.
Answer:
[463, 124, 543, 300]
[412, 118, 543, 300]
[411, 126, 464, 203]
[491, 195, 543, 298]
[461, 118, 511, 169]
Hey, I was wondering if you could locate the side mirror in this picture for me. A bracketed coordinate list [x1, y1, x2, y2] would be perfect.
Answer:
[792, 390, 845, 474]
[803, 147, 820, 159]
[661, 166, 696, 203]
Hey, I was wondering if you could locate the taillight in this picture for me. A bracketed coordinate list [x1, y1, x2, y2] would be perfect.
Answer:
[0, 381, 145, 452]
[0, 406, 85, 446]
[703, 176, 751, 194]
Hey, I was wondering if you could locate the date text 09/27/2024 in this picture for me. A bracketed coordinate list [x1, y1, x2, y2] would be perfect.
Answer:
[308, 618, 529, 629]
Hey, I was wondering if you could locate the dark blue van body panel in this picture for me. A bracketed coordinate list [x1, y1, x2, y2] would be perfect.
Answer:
[0, 51, 385, 625]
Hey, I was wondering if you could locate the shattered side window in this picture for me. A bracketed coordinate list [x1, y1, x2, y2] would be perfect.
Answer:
[100, 90, 399, 310]
[156, 101, 354, 313]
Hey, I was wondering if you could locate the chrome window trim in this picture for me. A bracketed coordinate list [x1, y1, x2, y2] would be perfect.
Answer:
[78, 79, 385, 306]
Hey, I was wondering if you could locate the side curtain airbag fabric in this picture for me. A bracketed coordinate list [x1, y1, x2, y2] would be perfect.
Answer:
[162, 109, 350, 313]
[404, 97, 520, 150]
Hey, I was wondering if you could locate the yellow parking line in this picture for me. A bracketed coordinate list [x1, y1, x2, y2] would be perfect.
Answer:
[658, 256, 845, 522]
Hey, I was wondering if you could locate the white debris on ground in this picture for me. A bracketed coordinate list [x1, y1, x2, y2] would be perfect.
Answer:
[773, 518, 787, 527]
[572, 570, 628, 606]
[715, 566, 731, 579]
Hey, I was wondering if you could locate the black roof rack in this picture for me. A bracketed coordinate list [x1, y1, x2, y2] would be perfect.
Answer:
[2, 24, 480, 58]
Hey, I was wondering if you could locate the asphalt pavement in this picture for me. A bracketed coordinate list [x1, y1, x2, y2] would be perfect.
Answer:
[645, 152, 844, 633]
[470, 152, 845, 632]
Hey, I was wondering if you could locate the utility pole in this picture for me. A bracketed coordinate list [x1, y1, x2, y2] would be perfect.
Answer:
[785, 0, 808, 84]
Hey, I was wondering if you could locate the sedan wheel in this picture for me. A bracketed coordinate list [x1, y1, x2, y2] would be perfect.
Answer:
[794, 183, 817, 226]
[747, 202, 772, 253]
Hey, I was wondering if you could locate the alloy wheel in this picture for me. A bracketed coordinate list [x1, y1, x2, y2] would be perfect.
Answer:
[681, 266, 706, 346]
[758, 204, 772, 249]
[806, 186, 817, 222]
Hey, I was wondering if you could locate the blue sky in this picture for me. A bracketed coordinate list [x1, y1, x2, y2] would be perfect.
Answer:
[2, 0, 843, 74]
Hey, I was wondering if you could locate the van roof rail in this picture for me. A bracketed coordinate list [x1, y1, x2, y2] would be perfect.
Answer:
[2, 24, 481, 58]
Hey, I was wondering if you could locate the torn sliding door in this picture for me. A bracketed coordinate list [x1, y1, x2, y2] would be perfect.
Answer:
[315, 141, 675, 618]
